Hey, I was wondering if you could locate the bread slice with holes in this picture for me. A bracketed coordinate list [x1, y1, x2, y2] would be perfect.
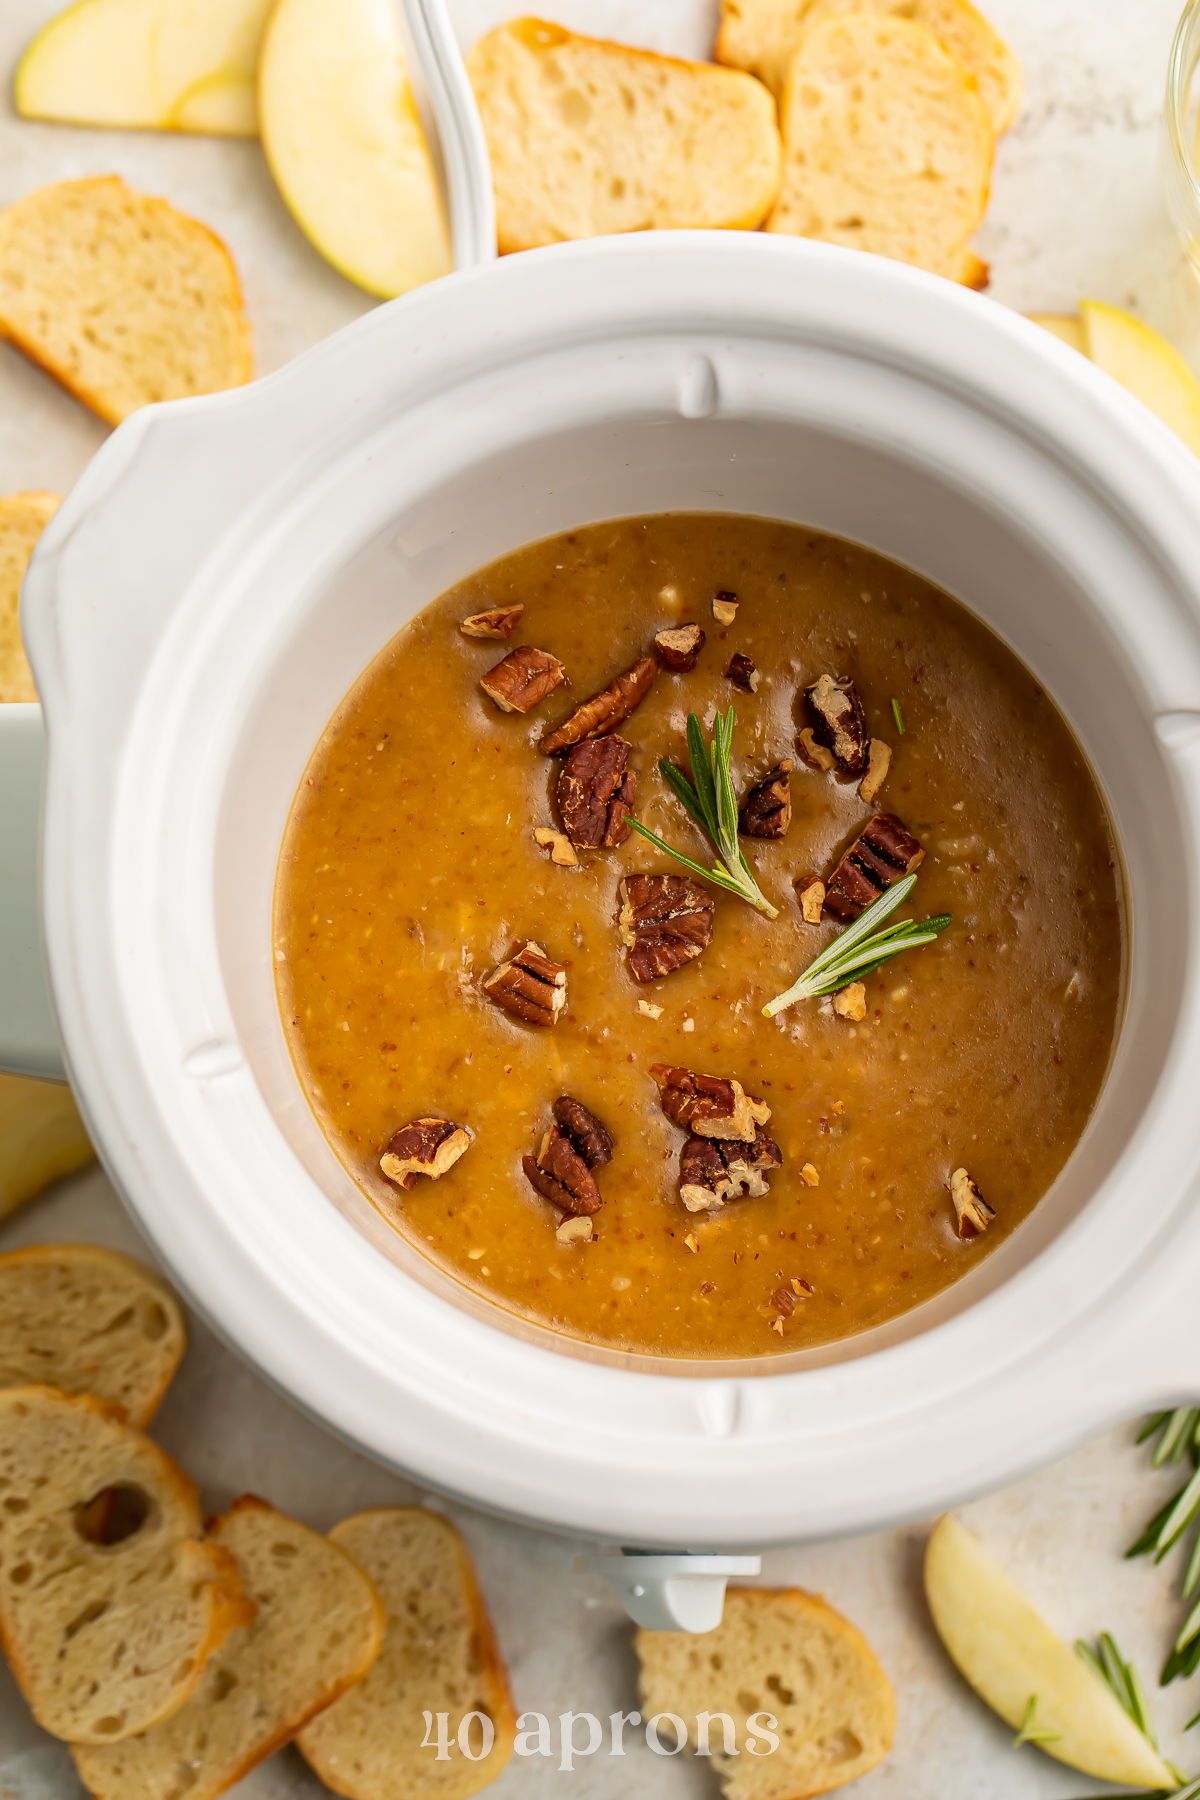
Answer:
[0, 1386, 254, 1744]
[296, 1507, 516, 1800]
[765, 13, 993, 287]
[0, 1244, 185, 1427]
[636, 1585, 896, 1798]
[716, 0, 1021, 133]
[0, 176, 253, 427]
[466, 18, 781, 253]
[73, 1494, 385, 1800]
[0, 492, 58, 702]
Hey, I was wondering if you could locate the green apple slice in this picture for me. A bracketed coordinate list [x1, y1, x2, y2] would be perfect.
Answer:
[1082, 299, 1200, 459]
[1028, 312, 1087, 354]
[258, 0, 452, 299]
[925, 1514, 1177, 1789]
[14, 0, 272, 137]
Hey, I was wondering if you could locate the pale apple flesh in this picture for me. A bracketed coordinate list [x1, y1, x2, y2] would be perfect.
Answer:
[15, 0, 272, 137]
[925, 1515, 1176, 1789]
[258, 0, 451, 300]
[0, 1073, 93, 1220]
[1081, 299, 1200, 460]
[1028, 312, 1086, 353]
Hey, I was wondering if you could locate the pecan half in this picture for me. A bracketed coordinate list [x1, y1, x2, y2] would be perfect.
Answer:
[654, 623, 705, 672]
[738, 760, 792, 839]
[858, 738, 892, 804]
[557, 736, 635, 848]
[460, 605, 523, 640]
[553, 1095, 613, 1167]
[480, 645, 566, 713]
[482, 941, 567, 1025]
[539, 655, 657, 755]
[380, 1118, 472, 1191]
[824, 813, 925, 920]
[650, 1064, 771, 1142]
[523, 1126, 602, 1216]
[726, 652, 759, 693]
[617, 874, 714, 982]
[951, 1167, 995, 1239]
[712, 592, 739, 626]
[803, 672, 869, 775]
[679, 1122, 782, 1212]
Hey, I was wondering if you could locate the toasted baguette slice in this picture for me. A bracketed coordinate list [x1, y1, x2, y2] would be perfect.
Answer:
[765, 14, 993, 287]
[0, 177, 253, 426]
[0, 493, 58, 702]
[467, 18, 781, 253]
[296, 1507, 516, 1800]
[74, 1494, 385, 1800]
[636, 1585, 896, 1799]
[0, 1387, 254, 1744]
[0, 1244, 185, 1427]
[0, 1072, 92, 1212]
[717, 0, 1020, 133]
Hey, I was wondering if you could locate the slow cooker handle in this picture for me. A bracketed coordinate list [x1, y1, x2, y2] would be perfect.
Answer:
[576, 1551, 763, 1632]
[401, 0, 497, 269]
[0, 705, 64, 1081]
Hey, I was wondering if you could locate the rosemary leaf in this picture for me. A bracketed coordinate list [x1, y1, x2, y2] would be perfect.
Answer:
[646, 709, 778, 918]
[892, 697, 905, 734]
[659, 758, 710, 834]
[1183, 1528, 1200, 1601]
[1156, 1409, 1200, 1469]
[1176, 1597, 1200, 1656]
[686, 711, 719, 830]
[1139, 1413, 1173, 1446]
[1012, 1694, 1062, 1748]
[1157, 1465, 1200, 1559]
[626, 820, 754, 901]
[1127, 1492, 1182, 1559]
[763, 876, 951, 1017]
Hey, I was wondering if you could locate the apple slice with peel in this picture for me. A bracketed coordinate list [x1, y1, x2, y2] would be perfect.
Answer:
[1028, 312, 1086, 354]
[925, 1515, 1177, 1788]
[1081, 300, 1200, 459]
[258, 0, 451, 299]
[14, 0, 272, 137]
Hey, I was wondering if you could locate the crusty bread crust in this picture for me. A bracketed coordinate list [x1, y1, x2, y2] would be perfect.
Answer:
[0, 1242, 185, 1425]
[0, 493, 59, 704]
[297, 1507, 516, 1800]
[467, 18, 781, 253]
[636, 1584, 895, 1799]
[0, 176, 252, 426]
[0, 1387, 254, 1744]
[73, 1493, 385, 1800]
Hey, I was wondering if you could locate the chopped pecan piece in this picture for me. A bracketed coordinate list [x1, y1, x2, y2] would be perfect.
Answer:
[804, 672, 869, 775]
[557, 736, 636, 848]
[858, 738, 892, 803]
[772, 1286, 795, 1316]
[798, 877, 825, 923]
[654, 623, 705, 671]
[556, 1215, 594, 1244]
[380, 1118, 471, 1191]
[482, 941, 567, 1025]
[951, 1168, 995, 1238]
[533, 827, 579, 866]
[539, 655, 657, 755]
[800, 1163, 820, 1187]
[832, 982, 867, 1021]
[712, 592, 739, 626]
[553, 1095, 613, 1167]
[797, 727, 836, 772]
[460, 605, 524, 640]
[738, 760, 792, 839]
[726, 652, 760, 693]
[824, 813, 926, 921]
[523, 1125, 602, 1216]
[618, 874, 714, 982]
[650, 1064, 771, 1142]
[480, 645, 565, 713]
[679, 1123, 782, 1212]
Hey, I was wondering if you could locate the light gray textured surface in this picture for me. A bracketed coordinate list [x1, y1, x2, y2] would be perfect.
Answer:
[1, 1, 1199, 1796]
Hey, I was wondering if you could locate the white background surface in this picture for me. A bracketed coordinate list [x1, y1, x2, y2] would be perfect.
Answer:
[1, 1, 1199, 1796]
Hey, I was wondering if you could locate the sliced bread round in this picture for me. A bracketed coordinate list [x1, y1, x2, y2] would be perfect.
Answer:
[717, 0, 1021, 133]
[765, 13, 993, 286]
[74, 1494, 385, 1800]
[296, 1507, 516, 1800]
[0, 1243, 185, 1427]
[0, 176, 253, 426]
[467, 18, 781, 252]
[0, 493, 59, 703]
[0, 1386, 254, 1744]
[635, 1584, 896, 1798]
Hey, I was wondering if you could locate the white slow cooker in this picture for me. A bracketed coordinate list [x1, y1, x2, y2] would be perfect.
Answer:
[3, 229, 1200, 1580]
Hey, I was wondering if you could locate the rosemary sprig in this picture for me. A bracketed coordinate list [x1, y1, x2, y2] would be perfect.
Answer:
[627, 707, 778, 918]
[1129, 1410, 1200, 1690]
[892, 697, 905, 734]
[1012, 1694, 1062, 1748]
[761, 874, 951, 1018]
[1076, 1636, 1189, 1786]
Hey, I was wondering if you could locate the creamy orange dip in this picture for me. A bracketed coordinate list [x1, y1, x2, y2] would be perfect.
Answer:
[275, 515, 1123, 1359]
